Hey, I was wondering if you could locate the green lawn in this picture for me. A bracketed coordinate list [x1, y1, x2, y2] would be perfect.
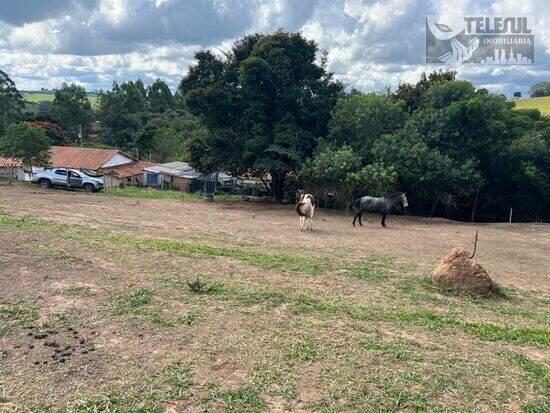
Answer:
[513, 96, 550, 115]
[1, 211, 549, 411]
[0, 184, 549, 412]
[22, 91, 98, 105]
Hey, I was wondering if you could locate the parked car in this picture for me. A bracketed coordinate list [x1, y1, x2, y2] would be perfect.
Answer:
[32, 168, 104, 192]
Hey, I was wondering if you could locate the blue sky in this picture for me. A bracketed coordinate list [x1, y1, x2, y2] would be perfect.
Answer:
[0, 0, 548, 96]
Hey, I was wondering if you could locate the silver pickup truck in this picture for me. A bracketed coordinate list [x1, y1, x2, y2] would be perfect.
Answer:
[32, 168, 104, 192]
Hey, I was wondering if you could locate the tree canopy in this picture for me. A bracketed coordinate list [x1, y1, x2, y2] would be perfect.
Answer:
[179, 30, 343, 201]
[312, 78, 550, 221]
[328, 91, 406, 162]
[96, 79, 204, 160]
[0, 70, 24, 135]
[528, 81, 550, 98]
[393, 70, 457, 112]
[51, 83, 92, 144]
[0, 36, 547, 221]
[148, 79, 175, 113]
[0, 122, 51, 168]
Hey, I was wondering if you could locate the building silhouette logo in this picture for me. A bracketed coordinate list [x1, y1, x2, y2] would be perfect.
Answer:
[426, 16, 534, 64]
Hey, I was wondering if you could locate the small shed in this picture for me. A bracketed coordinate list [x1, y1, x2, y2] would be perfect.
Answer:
[143, 162, 200, 191]
[0, 157, 31, 181]
[102, 160, 157, 187]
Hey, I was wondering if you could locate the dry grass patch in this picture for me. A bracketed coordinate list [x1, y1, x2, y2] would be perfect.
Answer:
[0, 189, 548, 411]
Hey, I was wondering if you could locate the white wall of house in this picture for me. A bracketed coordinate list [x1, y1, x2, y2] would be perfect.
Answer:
[18, 169, 32, 181]
[101, 153, 134, 168]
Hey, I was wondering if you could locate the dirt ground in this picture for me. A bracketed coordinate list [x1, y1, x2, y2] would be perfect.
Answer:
[0, 185, 548, 412]
[1, 185, 548, 292]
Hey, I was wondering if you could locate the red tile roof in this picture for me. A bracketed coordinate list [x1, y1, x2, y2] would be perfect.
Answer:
[49, 146, 133, 170]
[0, 157, 23, 167]
[102, 160, 157, 178]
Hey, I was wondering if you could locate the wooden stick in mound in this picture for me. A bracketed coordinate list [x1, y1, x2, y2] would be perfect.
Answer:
[469, 230, 479, 259]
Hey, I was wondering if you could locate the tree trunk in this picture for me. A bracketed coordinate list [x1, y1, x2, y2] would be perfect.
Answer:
[259, 176, 273, 196]
[270, 171, 285, 203]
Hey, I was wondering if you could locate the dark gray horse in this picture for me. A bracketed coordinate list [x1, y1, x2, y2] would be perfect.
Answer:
[351, 193, 408, 227]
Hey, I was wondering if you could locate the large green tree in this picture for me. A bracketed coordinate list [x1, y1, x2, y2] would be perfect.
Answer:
[51, 83, 92, 144]
[0, 70, 24, 135]
[528, 81, 550, 98]
[371, 79, 550, 221]
[97, 79, 205, 156]
[393, 70, 457, 112]
[97, 81, 144, 149]
[328, 90, 406, 162]
[152, 127, 185, 162]
[120, 80, 148, 113]
[0, 122, 51, 169]
[179, 30, 343, 201]
[301, 144, 397, 206]
[147, 79, 175, 113]
[133, 124, 158, 158]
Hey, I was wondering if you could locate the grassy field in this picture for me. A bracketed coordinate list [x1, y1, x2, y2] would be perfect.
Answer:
[103, 186, 248, 202]
[0, 185, 548, 412]
[513, 96, 550, 115]
[22, 91, 98, 105]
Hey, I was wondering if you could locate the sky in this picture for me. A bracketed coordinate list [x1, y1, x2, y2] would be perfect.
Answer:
[0, 0, 548, 97]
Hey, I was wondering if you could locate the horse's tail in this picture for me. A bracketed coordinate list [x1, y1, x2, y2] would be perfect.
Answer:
[349, 198, 361, 213]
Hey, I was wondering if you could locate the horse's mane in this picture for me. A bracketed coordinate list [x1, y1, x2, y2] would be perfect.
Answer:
[387, 192, 405, 200]
[299, 193, 316, 205]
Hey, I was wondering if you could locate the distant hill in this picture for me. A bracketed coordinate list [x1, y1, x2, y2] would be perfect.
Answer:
[513, 96, 550, 115]
[22, 91, 98, 105]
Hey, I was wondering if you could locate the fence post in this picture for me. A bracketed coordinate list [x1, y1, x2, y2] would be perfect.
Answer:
[509, 208, 513, 223]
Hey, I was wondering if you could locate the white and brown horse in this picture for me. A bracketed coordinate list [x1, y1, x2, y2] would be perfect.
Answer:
[295, 193, 316, 231]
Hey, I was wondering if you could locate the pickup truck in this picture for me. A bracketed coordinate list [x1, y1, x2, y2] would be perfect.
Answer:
[32, 168, 104, 192]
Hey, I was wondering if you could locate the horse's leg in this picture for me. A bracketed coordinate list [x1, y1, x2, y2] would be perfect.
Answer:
[358, 212, 363, 227]
[353, 213, 359, 227]
[299, 216, 304, 231]
[381, 214, 387, 227]
[309, 217, 313, 231]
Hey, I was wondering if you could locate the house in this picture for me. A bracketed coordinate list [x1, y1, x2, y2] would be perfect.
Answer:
[143, 162, 201, 191]
[49, 146, 135, 172]
[102, 160, 157, 187]
[45, 146, 164, 187]
[143, 162, 246, 193]
[0, 157, 31, 181]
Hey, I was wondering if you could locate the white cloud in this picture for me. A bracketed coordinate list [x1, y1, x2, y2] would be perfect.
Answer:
[9, 20, 60, 52]
[0, 0, 547, 96]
